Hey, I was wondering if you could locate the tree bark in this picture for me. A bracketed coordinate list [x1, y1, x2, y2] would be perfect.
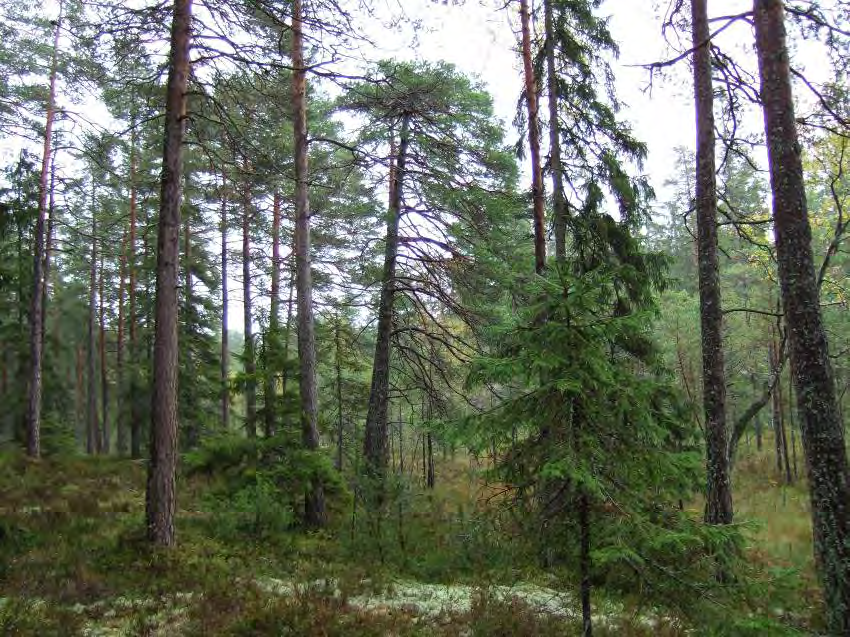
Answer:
[99, 250, 109, 452]
[242, 163, 257, 439]
[770, 329, 792, 483]
[129, 119, 142, 459]
[291, 0, 326, 528]
[692, 0, 732, 526]
[335, 316, 344, 471]
[426, 430, 434, 489]
[364, 116, 409, 482]
[76, 345, 84, 433]
[42, 136, 57, 353]
[146, 0, 192, 548]
[183, 204, 196, 448]
[519, 0, 546, 274]
[87, 193, 100, 455]
[220, 173, 230, 431]
[116, 229, 127, 454]
[265, 190, 282, 438]
[754, 1, 850, 630]
[544, 0, 567, 264]
[26, 4, 62, 458]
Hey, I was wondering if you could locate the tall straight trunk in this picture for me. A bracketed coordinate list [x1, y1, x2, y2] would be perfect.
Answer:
[42, 137, 57, 353]
[220, 174, 229, 430]
[87, 201, 99, 455]
[544, 0, 567, 264]
[241, 167, 257, 439]
[117, 230, 127, 454]
[26, 4, 62, 458]
[770, 339, 783, 472]
[770, 328, 793, 483]
[753, 374, 763, 451]
[426, 430, 434, 489]
[692, 0, 733, 525]
[364, 116, 410, 480]
[280, 268, 295, 401]
[183, 208, 196, 448]
[789, 374, 799, 479]
[291, 0, 326, 527]
[146, 0, 192, 548]
[754, 1, 850, 630]
[264, 190, 282, 438]
[99, 250, 109, 452]
[519, 0, 546, 274]
[335, 317, 344, 471]
[779, 385, 792, 483]
[76, 344, 84, 433]
[129, 120, 141, 458]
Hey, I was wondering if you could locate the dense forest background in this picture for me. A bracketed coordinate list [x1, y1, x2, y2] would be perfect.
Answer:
[0, 0, 848, 634]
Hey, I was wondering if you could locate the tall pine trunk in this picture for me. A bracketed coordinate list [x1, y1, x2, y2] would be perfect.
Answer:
[692, 0, 732, 525]
[335, 316, 344, 471]
[146, 0, 192, 548]
[116, 229, 127, 454]
[241, 166, 257, 439]
[26, 4, 62, 458]
[220, 174, 230, 430]
[519, 0, 546, 274]
[291, 0, 326, 527]
[543, 0, 566, 264]
[87, 197, 100, 455]
[42, 137, 57, 353]
[183, 208, 197, 448]
[265, 190, 282, 438]
[754, 0, 850, 630]
[129, 120, 142, 458]
[364, 117, 409, 483]
[99, 250, 109, 452]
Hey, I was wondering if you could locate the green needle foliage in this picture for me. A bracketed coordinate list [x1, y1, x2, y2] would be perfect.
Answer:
[464, 262, 744, 618]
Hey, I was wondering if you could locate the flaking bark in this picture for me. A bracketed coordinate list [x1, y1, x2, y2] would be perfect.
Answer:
[754, 0, 850, 630]
[519, 0, 546, 274]
[364, 118, 409, 482]
[291, 0, 326, 527]
[146, 0, 192, 548]
[692, 0, 733, 526]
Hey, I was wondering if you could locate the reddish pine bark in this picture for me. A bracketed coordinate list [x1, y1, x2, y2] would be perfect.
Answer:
[519, 0, 546, 273]
[291, 0, 326, 527]
[116, 230, 127, 454]
[87, 197, 100, 455]
[146, 0, 192, 548]
[26, 3, 62, 458]
[129, 120, 142, 459]
[264, 190, 282, 438]
[241, 163, 257, 439]
[220, 173, 230, 431]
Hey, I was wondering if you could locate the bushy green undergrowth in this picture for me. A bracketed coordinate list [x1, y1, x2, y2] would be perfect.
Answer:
[0, 441, 824, 635]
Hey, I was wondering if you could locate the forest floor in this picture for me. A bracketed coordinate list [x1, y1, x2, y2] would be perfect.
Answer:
[0, 438, 823, 636]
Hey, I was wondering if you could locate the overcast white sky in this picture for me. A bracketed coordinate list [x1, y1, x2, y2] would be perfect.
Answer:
[228, 0, 751, 332]
[9, 0, 831, 333]
[375, 0, 766, 199]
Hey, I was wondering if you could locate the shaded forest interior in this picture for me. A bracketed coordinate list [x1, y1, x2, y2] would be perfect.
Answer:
[0, 0, 848, 634]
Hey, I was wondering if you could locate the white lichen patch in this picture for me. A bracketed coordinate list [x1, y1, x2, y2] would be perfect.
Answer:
[257, 576, 623, 624]
[78, 593, 194, 637]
